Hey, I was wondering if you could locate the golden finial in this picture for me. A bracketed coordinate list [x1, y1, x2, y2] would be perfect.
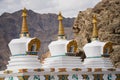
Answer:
[92, 14, 97, 24]
[58, 11, 63, 20]
[92, 14, 98, 40]
[22, 8, 27, 17]
[20, 8, 30, 37]
[58, 12, 65, 39]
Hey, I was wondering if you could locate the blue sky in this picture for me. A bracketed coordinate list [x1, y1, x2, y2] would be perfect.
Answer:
[0, 0, 101, 17]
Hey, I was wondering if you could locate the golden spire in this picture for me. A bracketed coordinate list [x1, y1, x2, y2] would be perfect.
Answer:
[92, 14, 98, 40]
[58, 12, 65, 39]
[58, 12, 64, 35]
[20, 8, 30, 37]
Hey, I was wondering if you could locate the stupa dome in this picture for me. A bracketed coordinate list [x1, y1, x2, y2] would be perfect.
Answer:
[49, 39, 68, 56]
[9, 37, 40, 56]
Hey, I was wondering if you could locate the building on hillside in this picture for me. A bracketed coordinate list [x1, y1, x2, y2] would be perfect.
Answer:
[0, 9, 119, 80]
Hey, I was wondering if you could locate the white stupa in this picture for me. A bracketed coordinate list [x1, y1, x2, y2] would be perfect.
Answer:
[83, 15, 114, 68]
[7, 8, 41, 70]
[0, 10, 119, 80]
[42, 12, 84, 68]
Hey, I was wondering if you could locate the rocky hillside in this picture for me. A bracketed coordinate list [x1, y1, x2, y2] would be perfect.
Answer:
[73, 0, 120, 67]
[0, 10, 74, 70]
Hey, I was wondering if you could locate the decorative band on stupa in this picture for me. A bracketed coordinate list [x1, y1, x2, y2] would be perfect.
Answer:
[20, 8, 30, 37]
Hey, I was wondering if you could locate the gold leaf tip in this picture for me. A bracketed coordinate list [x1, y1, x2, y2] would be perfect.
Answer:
[92, 14, 97, 23]
[58, 11, 63, 20]
[22, 7, 27, 17]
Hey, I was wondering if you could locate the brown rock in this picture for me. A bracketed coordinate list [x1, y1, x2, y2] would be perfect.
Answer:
[40, 51, 51, 63]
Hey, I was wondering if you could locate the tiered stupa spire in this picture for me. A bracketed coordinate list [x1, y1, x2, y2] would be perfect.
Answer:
[20, 8, 30, 37]
[83, 15, 114, 68]
[92, 14, 98, 40]
[7, 8, 41, 71]
[58, 12, 65, 39]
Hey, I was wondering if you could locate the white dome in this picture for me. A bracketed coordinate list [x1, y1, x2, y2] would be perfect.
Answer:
[48, 39, 68, 56]
[8, 37, 33, 56]
[83, 40, 105, 57]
